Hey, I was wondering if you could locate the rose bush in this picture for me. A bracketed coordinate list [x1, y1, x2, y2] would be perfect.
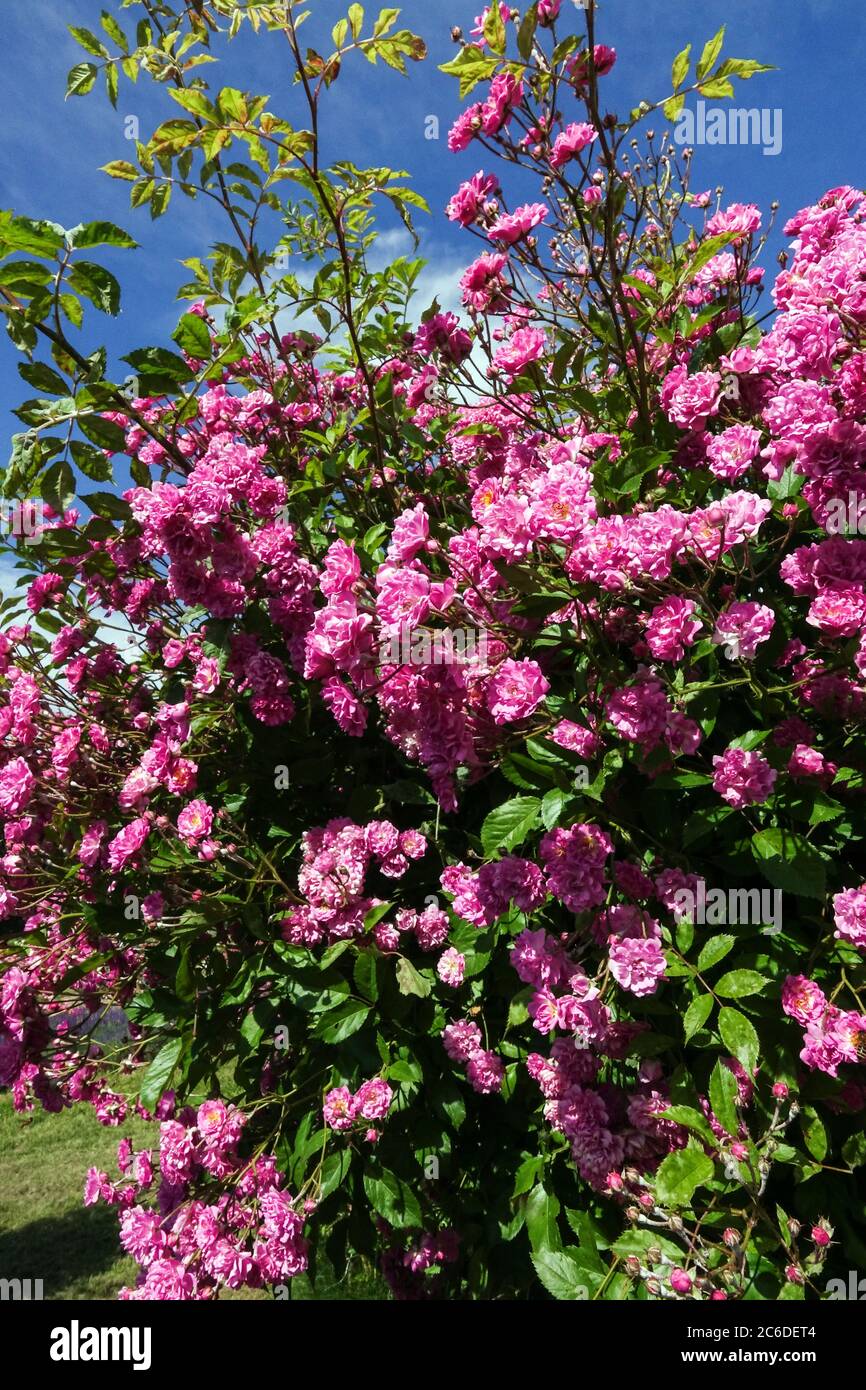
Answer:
[2, 0, 866, 1300]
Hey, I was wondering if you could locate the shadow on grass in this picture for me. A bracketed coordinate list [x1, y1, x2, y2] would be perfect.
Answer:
[0, 1200, 125, 1298]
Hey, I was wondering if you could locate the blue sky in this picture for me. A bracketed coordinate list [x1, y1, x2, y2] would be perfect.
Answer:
[0, 0, 863, 447]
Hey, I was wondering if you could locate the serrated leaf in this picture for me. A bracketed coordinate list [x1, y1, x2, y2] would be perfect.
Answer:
[718, 1006, 759, 1074]
[715, 970, 768, 999]
[363, 1166, 422, 1229]
[353, 951, 379, 1002]
[751, 829, 826, 901]
[709, 1060, 739, 1137]
[18, 362, 68, 396]
[540, 787, 568, 831]
[661, 1104, 716, 1145]
[100, 11, 128, 50]
[70, 26, 110, 58]
[168, 86, 218, 122]
[69, 220, 138, 250]
[801, 1108, 827, 1162]
[655, 1145, 715, 1207]
[483, 2, 507, 54]
[67, 63, 98, 98]
[172, 312, 212, 358]
[312, 998, 370, 1043]
[42, 459, 75, 513]
[671, 43, 691, 89]
[68, 261, 121, 315]
[697, 77, 735, 99]
[395, 957, 431, 998]
[70, 440, 113, 482]
[715, 57, 774, 81]
[531, 1247, 594, 1301]
[319, 1148, 352, 1201]
[683, 993, 713, 1041]
[480, 796, 540, 856]
[139, 1036, 184, 1111]
[517, 5, 538, 61]
[102, 160, 139, 182]
[696, 25, 725, 80]
[696, 935, 735, 972]
[525, 1183, 561, 1254]
[81, 491, 130, 520]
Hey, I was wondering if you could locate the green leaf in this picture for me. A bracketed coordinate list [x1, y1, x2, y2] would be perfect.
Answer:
[67, 62, 98, 97]
[517, 5, 538, 61]
[42, 460, 75, 513]
[122, 346, 194, 393]
[70, 440, 113, 482]
[696, 25, 725, 80]
[69, 221, 138, 250]
[654, 1145, 715, 1207]
[512, 1155, 542, 1198]
[531, 1247, 594, 1301]
[683, 993, 713, 1041]
[395, 957, 431, 998]
[671, 43, 691, 89]
[319, 1149, 352, 1201]
[240, 1003, 269, 1051]
[100, 11, 129, 50]
[353, 951, 379, 1003]
[362, 902, 392, 933]
[612, 1229, 684, 1264]
[696, 935, 735, 972]
[175, 950, 195, 1003]
[483, 1, 507, 54]
[0, 213, 66, 257]
[661, 1105, 716, 1145]
[373, 8, 400, 38]
[312, 998, 371, 1043]
[78, 415, 126, 451]
[801, 1108, 828, 1162]
[15, 397, 77, 428]
[18, 362, 68, 396]
[718, 1006, 759, 1073]
[168, 86, 219, 122]
[102, 161, 139, 182]
[697, 77, 735, 98]
[709, 1060, 739, 1137]
[173, 312, 212, 358]
[752, 829, 826, 900]
[363, 1166, 422, 1229]
[431, 1081, 465, 1131]
[842, 1132, 866, 1170]
[439, 47, 499, 98]
[217, 87, 249, 123]
[715, 970, 768, 999]
[540, 787, 568, 831]
[525, 1183, 561, 1254]
[68, 262, 121, 315]
[319, 940, 352, 970]
[139, 1036, 184, 1111]
[715, 57, 774, 81]
[480, 796, 541, 857]
[70, 26, 110, 58]
[81, 491, 130, 521]
[348, 4, 365, 40]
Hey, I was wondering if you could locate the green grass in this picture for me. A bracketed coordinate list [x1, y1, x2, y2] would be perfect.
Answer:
[0, 1090, 154, 1299]
[0, 1092, 384, 1300]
